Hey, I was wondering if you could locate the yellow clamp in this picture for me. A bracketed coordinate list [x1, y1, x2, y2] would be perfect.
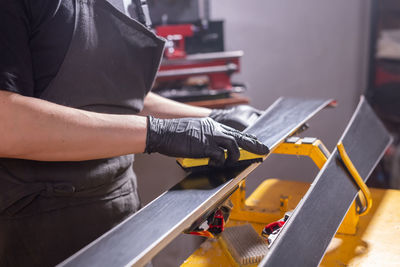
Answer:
[337, 142, 372, 216]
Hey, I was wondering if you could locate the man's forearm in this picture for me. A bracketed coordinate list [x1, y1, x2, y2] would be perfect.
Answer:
[0, 90, 147, 161]
[140, 92, 212, 118]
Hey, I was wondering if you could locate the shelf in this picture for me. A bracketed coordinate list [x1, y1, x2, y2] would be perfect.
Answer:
[185, 93, 250, 108]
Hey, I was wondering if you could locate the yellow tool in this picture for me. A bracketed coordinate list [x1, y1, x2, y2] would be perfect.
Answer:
[176, 148, 265, 172]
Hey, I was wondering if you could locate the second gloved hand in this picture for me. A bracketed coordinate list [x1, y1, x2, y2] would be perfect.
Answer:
[145, 116, 269, 166]
[209, 105, 263, 131]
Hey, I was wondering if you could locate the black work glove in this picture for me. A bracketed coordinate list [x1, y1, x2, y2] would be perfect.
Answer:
[145, 116, 269, 166]
[209, 105, 263, 131]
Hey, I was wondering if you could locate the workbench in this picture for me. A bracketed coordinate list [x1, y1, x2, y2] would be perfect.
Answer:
[58, 97, 392, 267]
[182, 179, 400, 266]
[185, 93, 249, 109]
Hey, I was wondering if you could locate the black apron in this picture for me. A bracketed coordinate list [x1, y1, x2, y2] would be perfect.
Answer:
[0, 0, 164, 266]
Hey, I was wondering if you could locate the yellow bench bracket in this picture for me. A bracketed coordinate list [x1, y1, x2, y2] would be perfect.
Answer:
[229, 137, 361, 235]
[230, 137, 330, 223]
[337, 142, 372, 216]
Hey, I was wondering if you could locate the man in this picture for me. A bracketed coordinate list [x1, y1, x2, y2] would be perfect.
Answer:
[0, 0, 268, 266]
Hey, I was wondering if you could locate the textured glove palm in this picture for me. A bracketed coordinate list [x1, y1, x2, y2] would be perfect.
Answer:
[209, 105, 263, 131]
[145, 116, 269, 166]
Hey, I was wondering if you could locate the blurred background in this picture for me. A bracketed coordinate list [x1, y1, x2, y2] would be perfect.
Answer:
[131, 0, 400, 265]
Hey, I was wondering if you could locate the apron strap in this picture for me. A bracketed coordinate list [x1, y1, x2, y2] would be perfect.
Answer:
[131, 0, 152, 28]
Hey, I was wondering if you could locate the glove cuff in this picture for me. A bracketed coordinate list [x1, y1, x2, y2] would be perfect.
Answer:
[145, 115, 157, 154]
[209, 108, 229, 121]
[208, 109, 220, 119]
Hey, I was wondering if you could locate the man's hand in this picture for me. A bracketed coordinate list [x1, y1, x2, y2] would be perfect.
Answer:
[209, 105, 263, 131]
[145, 116, 269, 166]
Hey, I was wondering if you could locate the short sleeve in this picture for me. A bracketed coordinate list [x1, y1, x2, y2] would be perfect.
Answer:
[0, 0, 34, 96]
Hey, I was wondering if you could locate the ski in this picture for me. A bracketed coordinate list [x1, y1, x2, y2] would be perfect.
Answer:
[58, 97, 334, 267]
[260, 97, 391, 267]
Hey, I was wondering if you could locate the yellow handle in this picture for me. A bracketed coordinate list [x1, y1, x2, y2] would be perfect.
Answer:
[337, 142, 372, 216]
[177, 148, 264, 169]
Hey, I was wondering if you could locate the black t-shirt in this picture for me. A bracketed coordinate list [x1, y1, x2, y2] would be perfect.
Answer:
[0, 0, 75, 97]
[0, 0, 134, 97]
